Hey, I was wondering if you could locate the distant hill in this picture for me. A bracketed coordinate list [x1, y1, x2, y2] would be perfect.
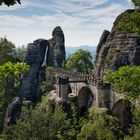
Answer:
[65, 45, 97, 60]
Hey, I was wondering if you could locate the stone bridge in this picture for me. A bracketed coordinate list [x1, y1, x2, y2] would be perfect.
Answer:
[54, 69, 129, 118]
[53, 68, 132, 128]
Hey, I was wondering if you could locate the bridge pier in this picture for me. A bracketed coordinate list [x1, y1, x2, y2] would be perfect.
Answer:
[97, 83, 111, 109]
[58, 77, 69, 101]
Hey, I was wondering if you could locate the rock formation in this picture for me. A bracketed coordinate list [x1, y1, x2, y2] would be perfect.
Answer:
[48, 26, 65, 67]
[4, 26, 66, 126]
[95, 9, 140, 78]
[4, 97, 22, 128]
[94, 10, 140, 132]
[19, 26, 66, 104]
[19, 39, 48, 103]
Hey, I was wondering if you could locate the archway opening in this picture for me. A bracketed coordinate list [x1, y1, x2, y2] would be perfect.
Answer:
[68, 84, 72, 94]
[112, 99, 132, 134]
[78, 87, 93, 116]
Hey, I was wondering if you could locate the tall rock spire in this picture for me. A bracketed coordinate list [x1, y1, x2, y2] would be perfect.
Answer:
[48, 26, 66, 68]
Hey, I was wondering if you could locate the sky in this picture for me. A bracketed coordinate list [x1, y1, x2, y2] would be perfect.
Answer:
[0, 0, 132, 47]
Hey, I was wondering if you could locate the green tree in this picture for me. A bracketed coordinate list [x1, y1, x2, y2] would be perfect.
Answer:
[0, 0, 20, 6]
[0, 62, 29, 132]
[77, 107, 122, 140]
[124, 98, 140, 140]
[14, 45, 27, 62]
[2, 93, 86, 140]
[104, 66, 140, 139]
[40, 67, 55, 97]
[104, 66, 140, 100]
[118, 11, 140, 35]
[57, 102, 83, 140]
[2, 96, 80, 140]
[66, 49, 93, 73]
[132, 0, 140, 11]
[0, 38, 16, 65]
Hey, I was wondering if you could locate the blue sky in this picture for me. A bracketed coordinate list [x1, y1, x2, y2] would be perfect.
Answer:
[0, 0, 132, 47]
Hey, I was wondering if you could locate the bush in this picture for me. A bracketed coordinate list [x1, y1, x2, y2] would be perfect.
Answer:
[118, 11, 140, 35]
[0, 62, 29, 132]
[2, 96, 82, 140]
[77, 108, 122, 140]
[104, 66, 140, 100]
[40, 67, 55, 95]
[124, 98, 140, 140]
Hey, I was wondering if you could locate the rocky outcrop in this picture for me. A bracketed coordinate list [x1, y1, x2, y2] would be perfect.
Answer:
[4, 27, 66, 127]
[4, 97, 22, 128]
[95, 10, 140, 78]
[48, 26, 65, 67]
[19, 39, 48, 103]
[94, 30, 110, 78]
[19, 26, 66, 103]
[93, 10, 140, 132]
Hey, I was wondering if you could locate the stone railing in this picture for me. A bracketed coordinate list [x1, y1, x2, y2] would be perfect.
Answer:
[54, 68, 98, 85]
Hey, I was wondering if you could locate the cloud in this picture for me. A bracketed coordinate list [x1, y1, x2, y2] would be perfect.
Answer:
[75, 3, 124, 17]
[33, 13, 83, 29]
[0, 0, 109, 12]
[0, 0, 132, 47]
[127, 0, 132, 3]
[49, 0, 110, 13]
[0, 15, 33, 28]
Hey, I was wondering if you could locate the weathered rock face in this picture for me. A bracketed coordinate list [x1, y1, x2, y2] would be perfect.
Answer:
[95, 10, 140, 78]
[4, 97, 22, 128]
[19, 39, 48, 103]
[18, 26, 66, 103]
[94, 30, 110, 78]
[9, 26, 66, 110]
[4, 27, 66, 127]
[48, 26, 65, 67]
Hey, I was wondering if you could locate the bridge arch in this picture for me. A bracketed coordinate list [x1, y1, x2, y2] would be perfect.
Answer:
[78, 86, 94, 116]
[112, 99, 132, 134]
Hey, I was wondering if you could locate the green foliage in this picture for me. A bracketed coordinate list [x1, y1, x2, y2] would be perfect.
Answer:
[2, 96, 128, 140]
[2, 96, 82, 140]
[130, 108, 140, 139]
[0, 62, 29, 132]
[61, 60, 66, 69]
[57, 102, 83, 140]
[66, 49, 93, 73]
[40, 67, 55, 95]
[39, 98, 83, 140]
[14, 46, 27, 62]
[0, 37, 25, 63]
[132, 0, 140, 10]
[124, 98, 140, 140]
[104, 66, 140, 139]
[0, 62, 29, 83]
[77, 107, 122, 140]
[118, 11, 140, 35]
[104, 66, 140, 100]
[0, 38, 16, 65]
[0, 0, 20, 6]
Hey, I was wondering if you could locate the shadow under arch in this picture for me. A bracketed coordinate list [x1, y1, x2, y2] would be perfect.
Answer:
[112, 99, 132, 134]
[78, 86, 93, 116]
[68, 84, 72, 94]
